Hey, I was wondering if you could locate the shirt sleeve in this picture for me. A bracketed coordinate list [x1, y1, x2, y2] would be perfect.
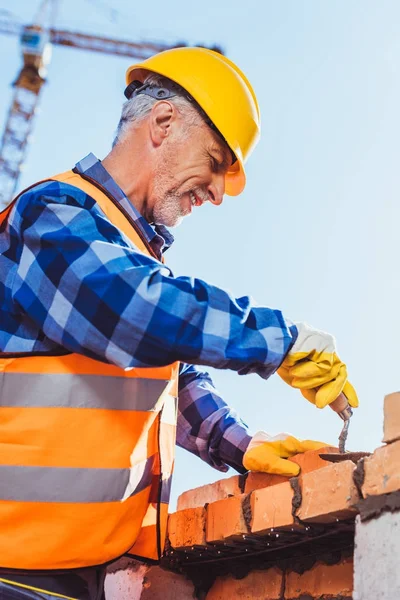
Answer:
[177, 363, 252, 473]
[10, 182, 297, 378]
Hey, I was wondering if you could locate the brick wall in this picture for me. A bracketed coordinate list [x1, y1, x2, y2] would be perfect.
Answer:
[105, 391, 400, 600]
[353, 391, 400, 600]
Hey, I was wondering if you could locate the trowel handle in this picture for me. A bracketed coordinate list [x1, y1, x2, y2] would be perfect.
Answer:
[329, 393, 353, 421]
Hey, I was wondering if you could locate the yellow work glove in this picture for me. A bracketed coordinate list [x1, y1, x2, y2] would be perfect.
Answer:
[243, 431, 328, 476]
[278, 322, 359, 409]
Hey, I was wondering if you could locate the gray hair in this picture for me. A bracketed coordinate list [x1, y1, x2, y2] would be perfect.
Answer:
[113, 73, 204, 147]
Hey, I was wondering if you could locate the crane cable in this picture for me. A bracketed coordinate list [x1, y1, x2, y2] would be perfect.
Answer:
[32, 0, 60, 30]
[50, 0, 61, 29]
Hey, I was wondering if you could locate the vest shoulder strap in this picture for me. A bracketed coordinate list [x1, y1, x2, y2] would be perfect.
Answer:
[53, 170, 155, 258]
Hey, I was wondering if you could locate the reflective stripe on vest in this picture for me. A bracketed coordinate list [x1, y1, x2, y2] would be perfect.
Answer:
[0, 171, 179, 568]
[1, 371, 169, 410]
[0, 458, 154, 502]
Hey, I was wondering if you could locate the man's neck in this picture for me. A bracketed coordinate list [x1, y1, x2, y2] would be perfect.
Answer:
[102, 141, 152, 221]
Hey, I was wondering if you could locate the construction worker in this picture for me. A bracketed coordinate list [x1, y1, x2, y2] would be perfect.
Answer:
[0, 47, 358, 600]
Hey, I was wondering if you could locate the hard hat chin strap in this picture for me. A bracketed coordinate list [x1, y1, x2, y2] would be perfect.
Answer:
[124, 80, 236, 165]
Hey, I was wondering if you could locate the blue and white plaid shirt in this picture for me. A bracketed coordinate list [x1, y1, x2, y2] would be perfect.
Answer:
[0, 153, 297, 473]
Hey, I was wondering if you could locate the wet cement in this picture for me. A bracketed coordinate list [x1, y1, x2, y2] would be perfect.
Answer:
[319, 451, 371, 464]
[357, 490, 400, 522]
[353, 457, 366, 497]
[287, 596, 351, 600]
[290, 477, 302, 516]
[241, 493, 252, 532]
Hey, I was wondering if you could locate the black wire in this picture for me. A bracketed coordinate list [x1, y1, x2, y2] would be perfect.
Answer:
[168, 526, 354, 567]
[0, 581, 51, 600]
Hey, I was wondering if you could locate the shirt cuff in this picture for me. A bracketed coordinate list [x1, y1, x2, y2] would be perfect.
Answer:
[218, 423, 253, 474]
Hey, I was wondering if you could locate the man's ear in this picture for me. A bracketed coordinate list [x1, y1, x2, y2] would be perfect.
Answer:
[149, 101, 175, 146]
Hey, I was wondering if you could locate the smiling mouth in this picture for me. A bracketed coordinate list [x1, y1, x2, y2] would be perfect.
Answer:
[190, 190, 203, 207]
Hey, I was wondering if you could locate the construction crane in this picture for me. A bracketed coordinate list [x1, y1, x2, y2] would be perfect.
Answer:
[0, 1, 222, 207]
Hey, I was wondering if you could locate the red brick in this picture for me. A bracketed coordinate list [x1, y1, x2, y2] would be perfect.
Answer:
[206, 568, 283, 599]
[251, 481, 295, 534]
[244, 471, 288, 493]
[383, 392, 400, 443]
[206, 494, 248, 543]
[362, 439, 400, 497]
[244, 447, 338, 494]
[168, 507, 206, 548]
[290, 446, 339, 472]
[298, 461, 359, 523]
[285, 558, 353, 598]
[177, 475, 240, 510]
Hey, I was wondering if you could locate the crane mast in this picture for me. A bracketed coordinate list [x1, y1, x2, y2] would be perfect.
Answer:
[0, 26, 50, 206]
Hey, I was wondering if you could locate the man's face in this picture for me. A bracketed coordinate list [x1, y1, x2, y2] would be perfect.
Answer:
[150, 118, 231, 227]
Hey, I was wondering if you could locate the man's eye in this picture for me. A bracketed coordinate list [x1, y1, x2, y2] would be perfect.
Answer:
[210, 157, 220, 171]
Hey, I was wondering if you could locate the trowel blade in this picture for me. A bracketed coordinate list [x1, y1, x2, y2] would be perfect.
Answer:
[319, 451, 371, 464]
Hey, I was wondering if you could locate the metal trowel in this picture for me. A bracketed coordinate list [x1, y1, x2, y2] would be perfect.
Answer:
[329, 392, 353, 453]
[319, 393, 370, 464]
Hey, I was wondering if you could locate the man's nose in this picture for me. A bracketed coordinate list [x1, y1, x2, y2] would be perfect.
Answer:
[207, 174, 225, 206]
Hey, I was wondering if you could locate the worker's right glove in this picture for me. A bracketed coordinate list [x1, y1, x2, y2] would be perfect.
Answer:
[278, 322, 359, 409]
[243, 431, 328, 476]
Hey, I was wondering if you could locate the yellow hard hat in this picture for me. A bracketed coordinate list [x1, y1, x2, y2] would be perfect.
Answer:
[125, 47, 260, 196]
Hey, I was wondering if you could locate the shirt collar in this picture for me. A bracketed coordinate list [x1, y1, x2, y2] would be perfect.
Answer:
[74, 153, 174, 256]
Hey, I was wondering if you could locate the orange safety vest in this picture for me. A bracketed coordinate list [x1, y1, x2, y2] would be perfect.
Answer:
[0, 170, 180, 570]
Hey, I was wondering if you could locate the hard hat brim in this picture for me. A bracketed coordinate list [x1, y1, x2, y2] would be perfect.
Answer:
[225, 160, 246, 196]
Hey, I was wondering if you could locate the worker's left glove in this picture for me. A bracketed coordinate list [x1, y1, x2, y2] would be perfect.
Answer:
[278, 322, 359, 409]
[243, 431, 328, 476]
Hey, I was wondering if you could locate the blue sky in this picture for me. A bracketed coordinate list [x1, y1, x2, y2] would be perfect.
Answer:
[0, 1, 399, 507]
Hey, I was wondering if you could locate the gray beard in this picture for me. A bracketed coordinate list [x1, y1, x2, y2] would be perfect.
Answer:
[152, 191, 188, 227]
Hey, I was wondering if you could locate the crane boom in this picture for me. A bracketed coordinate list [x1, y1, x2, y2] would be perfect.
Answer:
[49, 28, 171, 59]
[0, 19, 177, 59]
